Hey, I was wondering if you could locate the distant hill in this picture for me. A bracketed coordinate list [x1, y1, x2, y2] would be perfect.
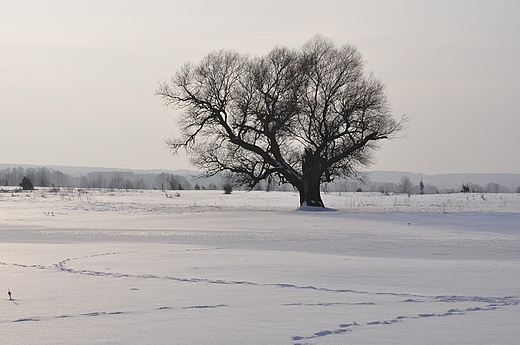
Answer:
[0, 164, 194, 177]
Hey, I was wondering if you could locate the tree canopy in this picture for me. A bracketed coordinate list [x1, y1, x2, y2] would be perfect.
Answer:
[157, 36, 406, 207]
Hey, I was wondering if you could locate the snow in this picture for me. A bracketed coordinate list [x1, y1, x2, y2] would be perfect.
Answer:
[1, 189, 519, 344]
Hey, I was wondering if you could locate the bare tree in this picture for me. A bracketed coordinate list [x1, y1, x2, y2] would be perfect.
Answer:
[154, 173, 190, 191]
[52, 170, 70, 187]
[153, 173, 168, 191]
[108, 172, 124, 189]
[123, 179, 134, 190]
[90, 173, 106, 189]
[134, 179, 148, 189]
[221, 172, 236, 194]
[31, 167, 51, 187]
[157, 35, 406, 207]
[398, 175, 414, 195]
[486, 182, 508, 193]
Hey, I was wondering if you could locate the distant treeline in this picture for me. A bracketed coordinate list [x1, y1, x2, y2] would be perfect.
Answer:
[321, 177, 520, 194]
[0, 167, 220, 191]
[1, 167, 518, 194]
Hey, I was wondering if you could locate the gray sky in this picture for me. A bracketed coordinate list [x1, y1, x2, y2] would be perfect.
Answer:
[2, 0, 519, 174]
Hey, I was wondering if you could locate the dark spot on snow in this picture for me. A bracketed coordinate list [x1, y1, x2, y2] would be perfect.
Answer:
[292, 323, 358, 342]
[13, 318, 40, 322]
[82, 312, 106, 317]
[351, 301, 376, 305]
[367, 320, 391, 325]
[418, 313, 436, 318]
[182, 304, 228, 310]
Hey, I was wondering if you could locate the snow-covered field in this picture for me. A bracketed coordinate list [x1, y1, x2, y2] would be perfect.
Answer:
[1, 188, 519, 344]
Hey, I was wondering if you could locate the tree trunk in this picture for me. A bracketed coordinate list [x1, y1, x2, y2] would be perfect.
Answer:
[300, 150, 325, 207]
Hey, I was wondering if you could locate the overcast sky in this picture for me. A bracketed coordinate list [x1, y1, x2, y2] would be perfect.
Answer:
[2, 0, 519, 174]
